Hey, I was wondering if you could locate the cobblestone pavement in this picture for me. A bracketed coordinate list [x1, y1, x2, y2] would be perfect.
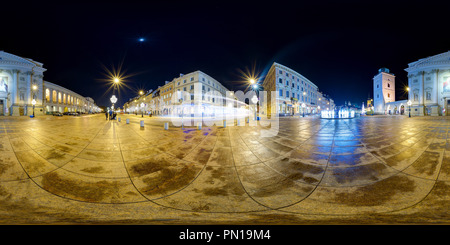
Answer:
[0, 114, 449, 224]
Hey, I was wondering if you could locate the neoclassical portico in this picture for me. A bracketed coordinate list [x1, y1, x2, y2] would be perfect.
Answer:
[405, 51, 450, 116]
[0, 51, 46, 116]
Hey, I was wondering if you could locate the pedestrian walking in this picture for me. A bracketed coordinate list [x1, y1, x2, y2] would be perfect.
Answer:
[109, 110, 113, 120]
[105, 111, 109, 120]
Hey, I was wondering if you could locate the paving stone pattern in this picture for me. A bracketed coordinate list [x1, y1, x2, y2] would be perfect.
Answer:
[0, 114, 449, 224]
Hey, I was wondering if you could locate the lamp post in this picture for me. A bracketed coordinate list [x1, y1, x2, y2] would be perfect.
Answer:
[31, 84, 38, 117]
[251, 95, 258, 121]
[32, 99, 36, 117]
[301, 103, 306, 117]
[407, 100, 412, 117]
[110, 95, 117, 109]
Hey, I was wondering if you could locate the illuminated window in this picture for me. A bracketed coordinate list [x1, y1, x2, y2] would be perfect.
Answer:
[52, 90, 57, 103]
[45, 89, 50, 102]
[63, 94, 66, 104]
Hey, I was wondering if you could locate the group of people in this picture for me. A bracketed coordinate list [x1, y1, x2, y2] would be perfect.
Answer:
[106, 110, 117, 120]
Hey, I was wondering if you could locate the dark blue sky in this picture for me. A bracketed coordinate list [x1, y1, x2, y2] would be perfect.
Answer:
[2, 0, 450, 107]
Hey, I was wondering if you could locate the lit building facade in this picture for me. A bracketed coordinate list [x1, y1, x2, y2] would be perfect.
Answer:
[373, 68, 396, 114]
[262, 62, 323, 117]
[405, 50, 450, 116]
[0, 51, 99, 116]
[160, 81, 174, 115]
[125, 70, 231, 117]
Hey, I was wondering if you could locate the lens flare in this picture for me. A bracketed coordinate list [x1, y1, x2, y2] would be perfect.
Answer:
[232, 62, 263, 92]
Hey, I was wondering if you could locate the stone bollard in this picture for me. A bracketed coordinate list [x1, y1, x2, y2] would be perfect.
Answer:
[118, 117, 121, 122]
[197, 122, 202, 130]
[164, 122, 169, 130]
[126, 119, 130, 124]
[140, 120, 144, 127]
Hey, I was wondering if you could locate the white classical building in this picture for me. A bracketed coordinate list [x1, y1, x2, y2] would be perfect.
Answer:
[405, 50, 450, 116]
[0, 51, 99, 116]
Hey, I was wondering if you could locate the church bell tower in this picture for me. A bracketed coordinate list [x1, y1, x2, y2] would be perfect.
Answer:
[373, 68, 395, 114]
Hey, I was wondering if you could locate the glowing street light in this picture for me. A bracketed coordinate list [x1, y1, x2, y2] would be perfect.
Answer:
[249, 79, 255, 84]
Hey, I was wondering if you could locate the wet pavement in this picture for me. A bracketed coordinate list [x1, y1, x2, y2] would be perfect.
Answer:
[0, 114, 449, 224]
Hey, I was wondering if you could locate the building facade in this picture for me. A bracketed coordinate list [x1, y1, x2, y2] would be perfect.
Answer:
[373, 67, 396, 114]
[405, 50, 450, 116]
[262, 62, 324, 117]
[172, 71, 228, 110]
[160, 81, 173, 115]
[0, 51, 99, 116]
[125, 70, 231, 117]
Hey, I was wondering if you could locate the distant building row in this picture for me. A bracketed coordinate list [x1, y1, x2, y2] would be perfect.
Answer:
[123, 70, 230, 116]
[0, 51, 100, 116]
[124, 62, 335, 117]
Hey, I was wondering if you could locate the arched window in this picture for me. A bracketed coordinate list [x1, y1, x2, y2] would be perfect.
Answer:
[388, 93, 390, 98]
[58, 92, 62, 103]
[45, 89, 50, 102]
[52, 90, 57, 103]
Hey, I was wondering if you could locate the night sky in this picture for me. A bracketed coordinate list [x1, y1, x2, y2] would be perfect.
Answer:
[2, 0, 450, 107]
